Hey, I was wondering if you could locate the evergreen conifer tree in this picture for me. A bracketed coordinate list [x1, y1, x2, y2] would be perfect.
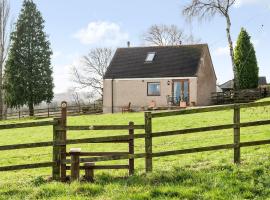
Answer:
[4, 0, 53, 116]
[234, 28, 259, 89]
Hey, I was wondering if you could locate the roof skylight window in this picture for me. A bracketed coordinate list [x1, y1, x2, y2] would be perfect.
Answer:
[145, 52, 156, 62]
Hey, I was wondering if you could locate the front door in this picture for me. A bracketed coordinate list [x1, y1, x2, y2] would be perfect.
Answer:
[173, 80, 189, 105]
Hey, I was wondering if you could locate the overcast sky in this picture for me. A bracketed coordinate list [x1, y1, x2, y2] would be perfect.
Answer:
[10, 0, 270, 93]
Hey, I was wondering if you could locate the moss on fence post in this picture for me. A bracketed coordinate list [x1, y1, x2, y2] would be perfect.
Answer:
[60, 101, 67, 182]
[52, 118, 61, 180]
[145, 112, 152, 172]
[129, 121, 135, 175]
[234, 104, 241, 164]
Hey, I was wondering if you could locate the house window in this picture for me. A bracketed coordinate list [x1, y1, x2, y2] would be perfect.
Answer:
[145, 52, 156, 62]
[147, 82, 160, 96]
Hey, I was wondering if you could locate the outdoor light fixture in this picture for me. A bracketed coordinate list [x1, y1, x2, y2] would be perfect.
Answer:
[167, 80, 171, 85]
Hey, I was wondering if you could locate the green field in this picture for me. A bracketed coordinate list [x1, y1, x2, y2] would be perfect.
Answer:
[0, 101, 270, 199]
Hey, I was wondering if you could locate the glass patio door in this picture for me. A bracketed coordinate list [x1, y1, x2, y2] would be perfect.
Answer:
[173, 80, 189, 105]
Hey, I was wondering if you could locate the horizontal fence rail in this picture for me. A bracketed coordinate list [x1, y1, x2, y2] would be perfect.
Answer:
[2, 139, 269, 172]
[0, 120, 55, 130]
[151, 101, 270, 118]
[66, 152, 130, 157]
[1, 119, 269, 152]
[66, 165, 130, 170]
[62, 139, 270, 164]
[0, 162, 53, 172]
[65, 135, 132, 144]
[5, 103, 103, 119]
[63, 153, 146, 164]
[151, 120, 270, 138]
[0, 141, 53, 151]
[59, 125, 145, 131]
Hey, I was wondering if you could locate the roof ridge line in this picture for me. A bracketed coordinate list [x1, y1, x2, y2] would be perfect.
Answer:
[117, 44, 208, 49]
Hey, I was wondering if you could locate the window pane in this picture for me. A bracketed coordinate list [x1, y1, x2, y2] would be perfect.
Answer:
[183, 81, 189, 102]
[174, 82, 182, 104]
[148, 83, 160, 96]
[145, 52, 156, 62]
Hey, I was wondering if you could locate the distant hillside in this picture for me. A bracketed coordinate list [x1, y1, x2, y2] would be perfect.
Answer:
[52, 91, 93, 105]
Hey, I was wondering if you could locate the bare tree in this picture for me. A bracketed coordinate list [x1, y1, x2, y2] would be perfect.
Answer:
[182, 0, 238, 89]
[72, 48, 113, 97]
[143, 24, 199, 46]
[0, 0, 11, 120]
[68, 88, 82, 112]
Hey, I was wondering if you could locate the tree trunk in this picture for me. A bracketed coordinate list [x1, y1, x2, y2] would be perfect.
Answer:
[0, 53, 4, 120]
[0, 60, 4, 120]
[29, 103, 34, 116]
[0, 70, 2, 120]
[225, 15, 238, 90]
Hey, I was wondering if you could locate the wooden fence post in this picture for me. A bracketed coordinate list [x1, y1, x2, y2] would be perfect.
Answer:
[84, 162, 95, 182]
[70, 148, 81, 182]
[60, 101, 67, 181]
[234, 104, 241, 164]
[145, 112, 152, 172]
[52, 117, 61, 180]
[47, 106, 50, 118]
[129, 121, 134, 176]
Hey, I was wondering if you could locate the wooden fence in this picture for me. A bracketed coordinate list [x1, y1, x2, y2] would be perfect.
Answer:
[211, 88, 269, 105]
[5, 103, 102, 119]
[0, 101, 270, 181]
[144, 101, 270, 171]
[0, 120, 55, 171]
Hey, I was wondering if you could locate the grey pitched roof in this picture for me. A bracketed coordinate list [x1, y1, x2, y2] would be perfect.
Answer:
[258, 76, 267, 85]
[220, 77, 268, 89]
[220, 80, 234, 89]
[104, 44, 208, 79]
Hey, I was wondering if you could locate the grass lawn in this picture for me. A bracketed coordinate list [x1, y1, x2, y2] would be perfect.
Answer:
[0, 101, 270, 199]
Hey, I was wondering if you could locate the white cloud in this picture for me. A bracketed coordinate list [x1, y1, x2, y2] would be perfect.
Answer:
[235, 0, 270, 8]
[52, 54, 83, 94]
[251, 39, 259, 46]
[74, 21, 129, 46]
[214, 46, 230, 56]
[213, 39, 259, 57]
[52, 51, 62, 60]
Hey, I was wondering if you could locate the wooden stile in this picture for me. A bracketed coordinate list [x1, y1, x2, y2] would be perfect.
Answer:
[84, 162, 95, 182]
[129, 122, 135, 176]
[234, 104, 241, 164]
[145, 112, 152, 172]
[70, 148, 81, 181]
